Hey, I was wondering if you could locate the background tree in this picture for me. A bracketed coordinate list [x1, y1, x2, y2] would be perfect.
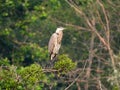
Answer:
[0, 0, 120, 90]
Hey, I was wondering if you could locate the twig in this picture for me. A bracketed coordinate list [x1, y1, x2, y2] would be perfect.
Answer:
[50, 18, 90, 31]
[64, 58, 88, 90]
[84, 33, 95, 90]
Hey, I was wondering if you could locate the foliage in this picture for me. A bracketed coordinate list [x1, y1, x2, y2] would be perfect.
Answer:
[18, 63, 47, 90]
[0, 0, 120, 89]
[0, 64, 49, 90]
[107, 53, 120, 90]
[13, 43, 48, 66]
[0, 65, 18, 89]
[0, 58, 10, 66]
[54, 55, 76, 73]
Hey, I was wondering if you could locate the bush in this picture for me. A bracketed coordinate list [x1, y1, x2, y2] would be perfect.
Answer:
[54, 54, 76, 73]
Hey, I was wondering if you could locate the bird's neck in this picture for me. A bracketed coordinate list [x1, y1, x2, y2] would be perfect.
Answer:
[55, 31, 62, 35]
[56, 33, 59, 35]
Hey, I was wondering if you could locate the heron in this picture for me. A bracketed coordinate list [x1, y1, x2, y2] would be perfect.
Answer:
[48, 27, 65, 61]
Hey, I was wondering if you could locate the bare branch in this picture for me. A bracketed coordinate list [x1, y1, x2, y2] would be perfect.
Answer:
[50, 18, 90, 31]
[65, 58, 88, 90]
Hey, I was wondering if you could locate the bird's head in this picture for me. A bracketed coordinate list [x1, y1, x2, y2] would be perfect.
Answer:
[56, 27, 65, 33]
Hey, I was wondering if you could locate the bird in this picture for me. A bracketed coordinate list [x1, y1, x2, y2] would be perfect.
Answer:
[48, 27, 65, 61]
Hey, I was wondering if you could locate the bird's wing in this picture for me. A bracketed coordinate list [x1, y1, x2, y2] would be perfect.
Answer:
[48, 33, 57, 54]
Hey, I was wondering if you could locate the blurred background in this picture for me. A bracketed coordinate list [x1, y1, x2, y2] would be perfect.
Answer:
[0, 0, 120, 90]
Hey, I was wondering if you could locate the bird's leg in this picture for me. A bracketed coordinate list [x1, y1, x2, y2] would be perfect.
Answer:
[52, 54, 58, 63]
[45, 60, 54, 68]
[46, 54, 55, 68]
[47, 52, 59, 68]
[50, 53, 58, 67]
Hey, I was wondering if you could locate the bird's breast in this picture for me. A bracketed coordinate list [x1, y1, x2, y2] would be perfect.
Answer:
[57, 32, 63, 43]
